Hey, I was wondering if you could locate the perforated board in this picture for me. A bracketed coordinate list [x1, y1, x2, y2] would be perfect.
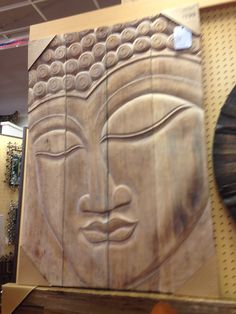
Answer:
[201, 3, 236, 299]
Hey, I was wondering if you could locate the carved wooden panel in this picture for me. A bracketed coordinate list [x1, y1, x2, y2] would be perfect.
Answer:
[213, 85, 236, 220]
[20, 4, 215, 293]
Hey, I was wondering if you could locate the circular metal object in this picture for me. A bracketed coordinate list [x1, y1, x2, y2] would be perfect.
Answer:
[213, 85, 236, 220]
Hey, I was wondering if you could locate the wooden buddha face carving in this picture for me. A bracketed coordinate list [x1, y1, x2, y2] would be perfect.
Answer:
[22, 11, 212, 291]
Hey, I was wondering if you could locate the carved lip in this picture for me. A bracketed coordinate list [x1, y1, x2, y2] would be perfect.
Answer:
[81, 218, 137, 243]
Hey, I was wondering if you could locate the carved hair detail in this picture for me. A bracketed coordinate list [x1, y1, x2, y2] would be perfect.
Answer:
[29, 15, 200, 106]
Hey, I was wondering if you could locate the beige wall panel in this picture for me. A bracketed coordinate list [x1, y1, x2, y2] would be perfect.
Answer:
[201, 3, 236, 299]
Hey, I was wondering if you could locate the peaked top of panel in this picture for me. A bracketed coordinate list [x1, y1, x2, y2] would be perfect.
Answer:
[29, 0, 201, 41]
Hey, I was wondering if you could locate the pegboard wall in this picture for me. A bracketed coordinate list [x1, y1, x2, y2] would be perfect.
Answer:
[201, 3, 236, 299]
[0, 135, 22, 255]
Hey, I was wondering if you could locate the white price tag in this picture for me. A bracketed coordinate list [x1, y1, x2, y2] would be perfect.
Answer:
[173, 26, 192, 50]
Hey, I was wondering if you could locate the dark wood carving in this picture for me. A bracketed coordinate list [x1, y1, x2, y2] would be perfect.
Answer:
[20, 6, 215, 293]
[213, 85, 236, 220]
[9, 288, 236, 314]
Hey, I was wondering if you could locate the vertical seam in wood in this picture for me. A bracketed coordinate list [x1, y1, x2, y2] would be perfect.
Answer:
[106, 59, 110, 289]
[62, 35, 67, 286]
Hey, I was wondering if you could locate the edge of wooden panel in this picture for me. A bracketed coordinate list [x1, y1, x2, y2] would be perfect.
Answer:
[16, 129, 28, 283]
[30, 0, 236, 41]
[2, 284, 236, 314]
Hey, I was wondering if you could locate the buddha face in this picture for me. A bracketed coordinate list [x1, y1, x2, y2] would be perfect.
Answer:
[29, 56, 208, 288]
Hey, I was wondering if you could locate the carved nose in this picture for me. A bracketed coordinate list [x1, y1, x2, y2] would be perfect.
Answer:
[79, 184, 132, 213]
[113, 185, 132, 209]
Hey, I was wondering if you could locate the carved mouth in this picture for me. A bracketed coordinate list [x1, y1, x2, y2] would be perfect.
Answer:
[81, 218, 137, 243]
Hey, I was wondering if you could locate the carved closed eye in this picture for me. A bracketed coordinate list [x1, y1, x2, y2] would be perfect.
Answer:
[34, 130, 84, 158]
[100, 94, 193, 142]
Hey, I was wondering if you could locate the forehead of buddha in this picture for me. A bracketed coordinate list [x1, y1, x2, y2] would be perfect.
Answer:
[28, 15, 201, 126]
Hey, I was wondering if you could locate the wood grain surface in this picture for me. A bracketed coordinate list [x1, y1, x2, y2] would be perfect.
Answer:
[213, 85, 236, 220]
[11, 289, 236, 314]
[19, 4, 215, 293]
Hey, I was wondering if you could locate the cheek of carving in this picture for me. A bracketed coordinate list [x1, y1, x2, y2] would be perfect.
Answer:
[35, 156, 65, 243]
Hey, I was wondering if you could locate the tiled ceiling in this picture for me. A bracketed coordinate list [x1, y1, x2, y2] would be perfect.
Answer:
[0, 3, 42, 31]
[37, 0, 98, 20]
[0, 0, 121, 118]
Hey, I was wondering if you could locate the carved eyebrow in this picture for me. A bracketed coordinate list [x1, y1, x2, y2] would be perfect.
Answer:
[95, 80, 140, 129]
[95, 74, 201, 129]
[30, 114, 87, 145]
[100, 104, 192, 142]
[35, 144, 85, 158]
[30, 114, 65, 130]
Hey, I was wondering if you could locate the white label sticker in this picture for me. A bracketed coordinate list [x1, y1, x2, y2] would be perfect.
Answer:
[173, 26, 192, 50]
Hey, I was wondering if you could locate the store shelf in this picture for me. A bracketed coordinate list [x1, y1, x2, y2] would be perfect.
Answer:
[3, 287, 236, 314]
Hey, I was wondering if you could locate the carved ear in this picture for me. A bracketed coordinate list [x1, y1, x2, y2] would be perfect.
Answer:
[28, 35, 55, 70]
